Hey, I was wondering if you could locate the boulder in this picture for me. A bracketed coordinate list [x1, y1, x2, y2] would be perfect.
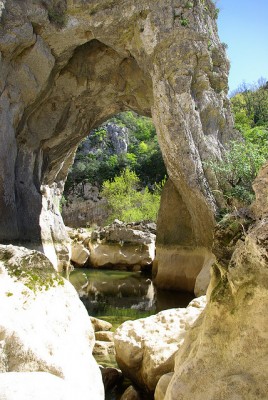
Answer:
[120, 385, 143, 400]
[93, 341, 115, 357]
[0, 245, 104, 400]
[71, 242, 90, 266]
[95, 331, 114, 342]
[154, 373, 174, 400]
[90, 222, 156, 269]
[194, 256, 215, 297]
[114, 296, 206, 393]
[0, 372, 73, 400]
[90, 317, 113, 332]
[99, 366, 123, 392]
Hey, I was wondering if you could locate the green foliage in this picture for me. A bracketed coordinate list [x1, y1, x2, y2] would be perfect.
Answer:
[214, 8, 220, 19]
[111, 111, 156, 141]
[65, 111, 167, 193]
[180, 17, 189, 26]
[186, 2, 194, 9]
[231, 79, 268, 128]
[206, 140, 267, 205]
[206, 79, 268, 207]
[47, 1, 67, 28]
[100, 168, 165, 223]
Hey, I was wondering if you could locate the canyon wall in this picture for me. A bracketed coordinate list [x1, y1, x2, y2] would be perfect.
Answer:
[158, 162, 268, 399]
[0, 0, 234, 285]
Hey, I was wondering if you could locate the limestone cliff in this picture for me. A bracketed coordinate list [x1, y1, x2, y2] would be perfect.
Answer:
[159, 162, 268, 399]
[0, 0, 235, 275]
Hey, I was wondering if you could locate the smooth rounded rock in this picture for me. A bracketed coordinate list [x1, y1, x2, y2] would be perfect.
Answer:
[95, 331, 114, 342]
[0, 245, 104, 400]
[71, 242, 90, 266]
[114, 297, 206, 392]
[90, 317, 113, 332]
[154, 372, 174, 400]
[120, 385, 143, 400]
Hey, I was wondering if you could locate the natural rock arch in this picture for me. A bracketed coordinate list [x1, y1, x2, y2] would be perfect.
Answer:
[0, 0, 235, 287]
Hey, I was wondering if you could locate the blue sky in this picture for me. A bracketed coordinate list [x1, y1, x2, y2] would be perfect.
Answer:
[217, 0, 268, 94]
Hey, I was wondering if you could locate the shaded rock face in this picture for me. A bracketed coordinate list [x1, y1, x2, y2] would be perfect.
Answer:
[0, 0, 234, 274]
[160, 163, 268, 400]
[154, 179, 215, 292]
[0, 244, 104, 399]
[62, 183, 108, 228]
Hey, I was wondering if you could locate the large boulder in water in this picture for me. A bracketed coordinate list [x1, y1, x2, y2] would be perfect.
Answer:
[114, 296, 206, 393]
[0, 245, 104, 400]
[89, 221, 156, 269]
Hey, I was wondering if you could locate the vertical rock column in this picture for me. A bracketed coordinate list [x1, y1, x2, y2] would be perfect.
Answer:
[153, 180, 214, 292]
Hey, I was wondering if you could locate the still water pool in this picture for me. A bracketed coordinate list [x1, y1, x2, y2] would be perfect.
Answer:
[69, 268, 194, 329]
[69, 268, 194, 399]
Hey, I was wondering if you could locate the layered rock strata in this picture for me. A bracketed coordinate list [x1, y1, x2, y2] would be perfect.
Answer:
[0, 0, 235, 282]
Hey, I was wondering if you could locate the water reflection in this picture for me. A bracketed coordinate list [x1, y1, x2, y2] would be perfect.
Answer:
[69, 269, 194, 325]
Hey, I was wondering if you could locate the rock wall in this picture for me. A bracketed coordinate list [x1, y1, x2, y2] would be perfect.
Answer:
[158, 162, 268, 400]
[154, 179, 215, 292]
[0, 0, 235, 276]
[62, 183, 108, 228]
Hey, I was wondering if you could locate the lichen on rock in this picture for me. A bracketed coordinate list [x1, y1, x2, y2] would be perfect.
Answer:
[0, 244, 104, 399]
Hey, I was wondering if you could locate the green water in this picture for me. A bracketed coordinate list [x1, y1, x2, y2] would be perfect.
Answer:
[69, 268, 194, 328]
[69, 268, 194, 399]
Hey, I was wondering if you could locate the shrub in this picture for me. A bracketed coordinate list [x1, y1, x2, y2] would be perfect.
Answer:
[205, 139, 267, 205]
[47, 1, 67, 28]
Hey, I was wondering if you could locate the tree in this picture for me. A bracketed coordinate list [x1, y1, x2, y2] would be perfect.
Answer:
[64, 111, 167, 192]
[100, 169, 164, 223]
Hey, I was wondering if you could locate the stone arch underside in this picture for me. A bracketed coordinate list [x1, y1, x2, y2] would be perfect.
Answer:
[0, 0, 235, 289]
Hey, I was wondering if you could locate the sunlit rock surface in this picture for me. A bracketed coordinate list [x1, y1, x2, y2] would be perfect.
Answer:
[71, 241, 90, 266]
[114, 296, 206, 393]
[161, 163, 268, 400]
[68, 221, 156, 269]
[0, 372, 74, 400]
[0, 245, 104, 400]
